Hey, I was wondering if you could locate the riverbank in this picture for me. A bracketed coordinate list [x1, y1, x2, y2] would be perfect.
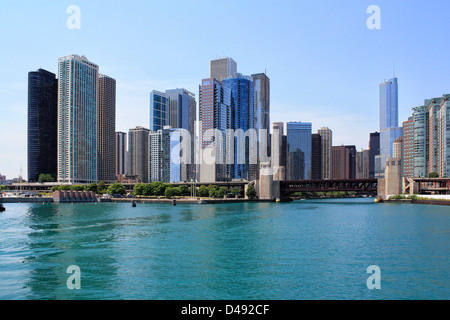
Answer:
[383, 196, 450, 206]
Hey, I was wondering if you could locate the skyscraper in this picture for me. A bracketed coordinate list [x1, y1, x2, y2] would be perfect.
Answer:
[287, 122, 312, 180]
[222, 74, 256, 180]
[377, 77, 402, 178]
[402, 118, 414, 178]
[369, 132, 380, 179]
[149, 90, 169, 132]
[356, 149, 370, 179]
[115, 132, 127, 178]
[332, 146, 356, 180]
[210, 57, 237, 80]
[97, 74, 116, 182]
[428, 97, 442, 175]
[57, 55, 99, 184]
[438, 95, 450, 178]
[149, 130, 161, 182]
[413, 103, 429, 178]
[272, 122, 285, 181]
[27, 68, 58, 182]
[128, 126, 150, 183]
[198, 78, 231, 182]
[252, 73, 271, 161]
[318, 127, 332, 179]
[165, 88, 196, 181]
[311, 134, 322, 180]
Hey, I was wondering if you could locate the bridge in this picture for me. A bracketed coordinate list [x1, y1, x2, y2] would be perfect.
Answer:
[268, 179, 378, 200]
[403, 177, 450, 195]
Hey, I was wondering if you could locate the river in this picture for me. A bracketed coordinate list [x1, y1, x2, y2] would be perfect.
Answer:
[0, 199, 448, 300]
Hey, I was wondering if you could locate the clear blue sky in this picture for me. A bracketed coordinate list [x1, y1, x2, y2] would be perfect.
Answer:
[1, 0, 450, 179]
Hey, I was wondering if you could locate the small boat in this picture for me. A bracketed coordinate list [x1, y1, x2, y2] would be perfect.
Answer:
[0, 204, 5, 212]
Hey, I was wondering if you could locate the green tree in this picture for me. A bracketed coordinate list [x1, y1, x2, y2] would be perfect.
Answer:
[86, 182, 98, 193]
[165, 187, 181, 199]
[97, 181, 107, 194]
[216, 187, 227, 198]
[177, 185, 190, 197]
[208, 185, 218, 198]
[428, 172, 439, 178]
[152, 182, 167, 196]
[70, 185, 86, 191]
[107, 183, 126, 196]
[197, 185, 209, 197]
[142, 183, 154, 197]
[246, 184, 257, 199]
[58, 185, 70, 191]
[133, 183, 145, 196]
[0, 185, 6, 191]
[38, 173, 55, 183]
[231, 187, 241, 197]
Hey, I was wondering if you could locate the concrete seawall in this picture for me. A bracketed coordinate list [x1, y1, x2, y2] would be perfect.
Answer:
[112, 198, 276, 204]
[0, 197, 53, 203]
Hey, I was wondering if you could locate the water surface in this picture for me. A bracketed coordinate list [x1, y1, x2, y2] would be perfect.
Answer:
[0, 199, 448, 299]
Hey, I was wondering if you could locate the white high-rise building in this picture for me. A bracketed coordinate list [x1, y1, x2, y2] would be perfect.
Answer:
[318, 127, 332, 179]
[57, 54, 99, 184]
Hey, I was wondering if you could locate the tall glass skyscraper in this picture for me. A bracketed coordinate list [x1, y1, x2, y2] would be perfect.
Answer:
[27, 69, 58, 182]
[198, 78, 231, 182]
[57, 55, 99, 184]
[150, 90, 169, 132]
[413, 103, 430, 178]
[377, 77, 402, 178]
[222, 74, 256, 180]
[287, 122, 312, 180]
[369, 132, 380, 179]
[165, 88, 196, 181]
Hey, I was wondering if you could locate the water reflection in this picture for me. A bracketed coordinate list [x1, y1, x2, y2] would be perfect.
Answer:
[23, 203, 121, 299]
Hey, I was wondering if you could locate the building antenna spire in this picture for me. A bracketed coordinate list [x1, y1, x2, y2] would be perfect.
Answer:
[393, 60, 395, 78]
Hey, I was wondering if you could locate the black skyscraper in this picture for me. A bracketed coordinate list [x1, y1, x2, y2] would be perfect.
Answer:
[27, 69, 58, 182]
[369, 132, 380, 179]
[311, 134, 322, 180]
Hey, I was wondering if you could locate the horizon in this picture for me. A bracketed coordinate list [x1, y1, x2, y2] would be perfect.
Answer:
[2, 1, 450, 179]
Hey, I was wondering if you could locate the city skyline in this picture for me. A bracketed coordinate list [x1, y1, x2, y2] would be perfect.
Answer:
[3, 1, 450, 178]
